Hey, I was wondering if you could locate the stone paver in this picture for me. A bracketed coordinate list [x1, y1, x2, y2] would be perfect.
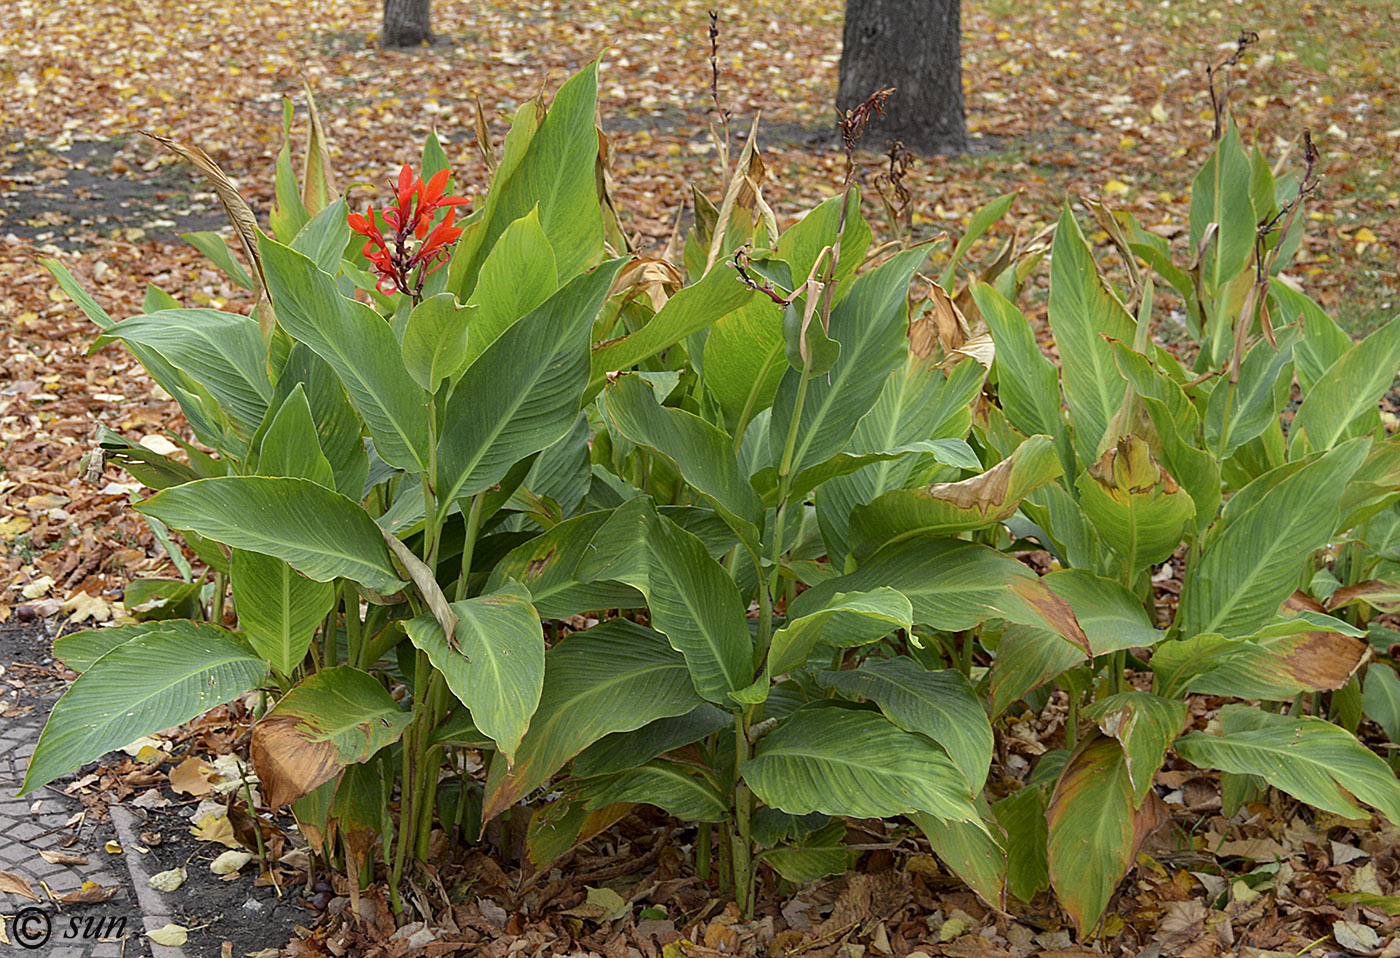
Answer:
[0, 657, 154, 957]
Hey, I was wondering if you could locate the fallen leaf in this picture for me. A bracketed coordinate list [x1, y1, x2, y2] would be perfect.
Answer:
[147, 923, 189, 947]
[148, 867, 186, 892]
[210, 849, 253, 875]
[56, 883, 120, 904]
[0, 870, 39, 900]
[38, 850, 87, 865]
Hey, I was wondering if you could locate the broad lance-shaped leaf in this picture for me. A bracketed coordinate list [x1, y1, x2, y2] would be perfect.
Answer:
[436, 261, 624, 507]
[101, 308, 272, 437]
[575, 760, 729, 823]
[1046, 733, 1170, 935]
[973, 281, 1066, 452]
[769, 248, 928, 479]
[405, 581, 544, 765]
[755, 820, 850, 885]
[1291, 317, 1400, 457]
[821, 659, 992, 793]
[601, 373, 764, 549]
[577, 497, 752, 704]
[486, 509, 644, 619]
[22, 625, 266, 794]
[848, 434, 1062, 561]
[995, 784, 1051, 904]
[1075, 435, 1194, 573]
[1189, 124, 1256, 296]
[1046, 202, 1136, 465]
[1177, 439, 1369, 639]
[912, 801, 1007, 909]
[400, 293, 476, 391]
[768, 588, 912, 676]
[1362, 664, 1400, 744]
[753, 438, 981, 508]
[251, 666, 412, 808]
[1152, 614, 1369, 701]
[259, 236, 430, 472]
[271, 343, 369, 499]
[742, 707, 977, 823]
[1083, 692, 1188, 807]
[53, 622, 166, 673]
[255, 385, 335, 489]
[231, 549, 336, 679]
[1176, 705, 1400, 824]
[460, 207, 558, 370]
[137, 477, 406, 594]
[573, 706, 730, 778]
[798, 537, 1091, 652]
[482, 618, 702, 822]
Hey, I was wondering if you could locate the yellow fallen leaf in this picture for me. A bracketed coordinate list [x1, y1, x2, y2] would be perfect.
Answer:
[21, 576, 55, 599]
[1151, 103, 1169, 123]
[104, 840, 122, 854]
[1103, 180, 1130, 195]
[148, 867, 186, 892]
[148, 924, 189, 947]
[1355, 227, 1378, 243]
[210, 850, 252, 875]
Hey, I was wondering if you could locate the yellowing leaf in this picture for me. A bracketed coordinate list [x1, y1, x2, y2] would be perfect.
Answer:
[1150, 103, 1169, 123]
[1103, 180, 1130, 195]
[104, 840, 122, 854]
[147, 924, 189, 947]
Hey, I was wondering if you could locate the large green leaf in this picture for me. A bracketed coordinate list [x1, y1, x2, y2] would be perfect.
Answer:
[1046, 733, 1168, 934]
[486, 510, 644, 618]
[1083, 692, 1188, 807]
[994, 784, 1050, 903]
[260, 237, 430, 472]
[460, 207, 558, 370]
[1202, 332, 1296, 459]
[1046, 203, 1136, 465]
[848, 434, 1062, 560]
[817, 357, 984, 562]
[400, 293, 476, 391]
[974, 281, 1064, 446]
[1189, 124, 1256, 295]
[756, 820, 850, 884]
[769, 588, 912, 675]
[138, 476, 405, 593]
[1291, 318, 1400, 457]
[776, 190, 871, 294]
[447, 63, 603, 298]
[913, 801, 1006, 909]
[1074, 435, 1194, 573]
[577, 498, 752, 703]
[1177, 705, 1400, 823]
[256, 385, 335, 488]
[436, 262, 624, 507]
[271, 344, 368, 499]
[1363, 664, 1400, 743]
[820, 659, 992, 792]
[22, 625, 266, 794]
[799, 537, 1090, 649]
[572, 705, 729, 777]
[405, 581, 544, 764]
[102, 308, 272, 437]
[231, 549, 336, 678]
[1178, 439, 1370, 638]
[590, 263, 756, 387]
[482, 618, 702, 821]
[742, 707, 977, 822]
[702, 295, 788, 426]
[53, 622, 165, 673]
[768, 248, 927, 478]
[576, 760, 728, 822]
[250, 666, 411, 808]
[602, 373, 763, 548]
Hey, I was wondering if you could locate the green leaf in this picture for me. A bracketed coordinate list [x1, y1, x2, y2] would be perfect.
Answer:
[1189, 124, 1256, 294]
[53, 622, 167, 673]
[848, 434, 1062, 560]
[448, 63, 603, 297]
[256, 386, 335, 488]
[1202, 333, 1296, 459]
[777, 190, 870, 294]
[1046, 733, 1168, 934]
[742, 706, 977, 822]
[769, 588, 912, 675]
[1074, 435, 1195, 573]
[994, 785, 1050, 903]
[573, 705, 730, 778]
[701, 296, 787, 427]
[1083, 692, 1188, 806]
[590, 263, 756, 388]
[405, 581, 545, 764]
[22, 625, 266, 794]
[601, 374, 764, 548]
[486, 510, 644, 619]
[755, 439, 980, 509]
[400, 293, 476, 391]
[1178, 439, 1370, 638]
[251, 666, 411, 808]
[577, 498, 753, 703]
[769, 248, 927, 478]
[913, 802, 1006, 909]
[577, 761, 728, 822]
[1291, 318, 1400, 456]
[137, 476, 406, 594]
[181, 232, 255, 290]
[103, 308, 272, 438]
[460, 207, 558, 370]
[290, 197, 351, 275]
[260, 237, 430, 472]
[1046, 203, 1135, 465]
[974, 280, 1064, 444]
[482, 618, 702, 821]
[938, 192, 1016, 288]
[272, 344, 369, 499]
[1177, 706, 1400, 823]
[1363, 664, 1400, 743]
[820, 659, 992, 793]
[756, 820, 850, 884]
[436, 262, 624, 507]
[231, 549, 336, 678]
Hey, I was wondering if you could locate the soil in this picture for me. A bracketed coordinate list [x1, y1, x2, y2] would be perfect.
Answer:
[0, 619, 315, 958]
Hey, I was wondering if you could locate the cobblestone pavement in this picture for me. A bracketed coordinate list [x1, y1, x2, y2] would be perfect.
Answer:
[1, 639, 149, 957]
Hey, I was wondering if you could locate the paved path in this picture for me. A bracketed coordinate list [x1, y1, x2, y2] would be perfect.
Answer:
[0, 647, 149, 956]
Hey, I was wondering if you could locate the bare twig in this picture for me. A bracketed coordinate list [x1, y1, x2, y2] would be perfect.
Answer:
[1206, 30, 1259, 141]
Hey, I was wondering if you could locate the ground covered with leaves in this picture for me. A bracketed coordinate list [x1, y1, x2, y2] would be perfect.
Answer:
[2, 0, 1400, 955]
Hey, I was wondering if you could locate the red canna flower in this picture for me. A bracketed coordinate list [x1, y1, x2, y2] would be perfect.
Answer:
[348, 162, 471, 297]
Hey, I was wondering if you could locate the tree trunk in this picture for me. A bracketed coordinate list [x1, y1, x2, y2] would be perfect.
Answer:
[382, 0, 432, 48]
[837, 0, 969, 155]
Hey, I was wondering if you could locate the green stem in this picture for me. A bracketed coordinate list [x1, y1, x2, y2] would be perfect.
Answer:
[696, 822, 713, 882]
[321, 600, 337, 669]
[958, 629, 974, 678]
[344, 582, 363, 669]
[455, 491, 486, 602]
[731, 712, 754, 918]
[1066, 688, 1080, 752]
[212, 571, 227, 627]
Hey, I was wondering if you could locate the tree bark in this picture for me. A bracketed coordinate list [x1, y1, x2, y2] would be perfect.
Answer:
[837, 0, 970, 155]
[382, 0, 432, 48]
